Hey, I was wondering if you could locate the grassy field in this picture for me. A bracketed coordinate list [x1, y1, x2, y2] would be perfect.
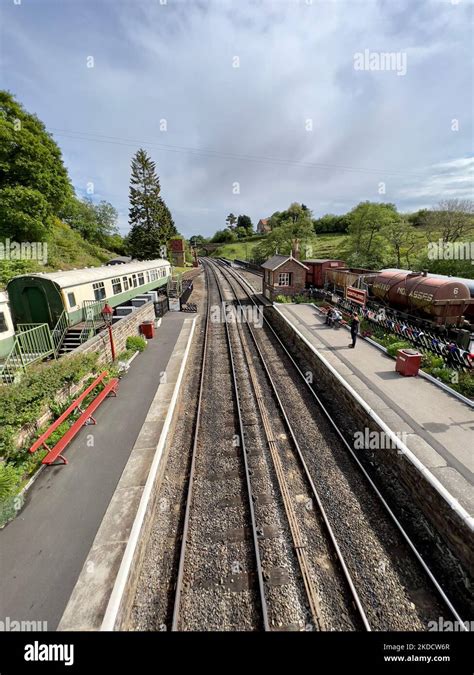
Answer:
[209, 240, 261, 261]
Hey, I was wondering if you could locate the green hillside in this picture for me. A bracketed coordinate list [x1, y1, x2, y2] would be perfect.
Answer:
[0, 219, 116, 289]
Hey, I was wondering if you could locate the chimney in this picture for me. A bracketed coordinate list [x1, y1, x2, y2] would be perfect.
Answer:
[291, 239, 300, 260]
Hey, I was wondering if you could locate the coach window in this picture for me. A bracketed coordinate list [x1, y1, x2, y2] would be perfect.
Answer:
[132, 274, 138, 288]
[123, 277, 129, 291]
[0, 312, 7, 333]
[278, 272, 291, 286]
[138, 272, 145, 285]
[112, 278, 122, 295]
[67, 292, 77, 307]
[93, 282, 106, 301]
[146, 271, 150, 283]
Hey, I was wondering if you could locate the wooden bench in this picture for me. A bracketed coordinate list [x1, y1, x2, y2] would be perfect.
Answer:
[29, 371, 119, 466]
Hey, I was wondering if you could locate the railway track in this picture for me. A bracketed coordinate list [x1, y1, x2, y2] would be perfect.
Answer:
[211, 257, 468, 631]
[171, 260, 373, 630]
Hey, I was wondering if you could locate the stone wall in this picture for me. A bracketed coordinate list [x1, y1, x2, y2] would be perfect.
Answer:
[65, 301, 155, 364]
[264, 305, 473, 587]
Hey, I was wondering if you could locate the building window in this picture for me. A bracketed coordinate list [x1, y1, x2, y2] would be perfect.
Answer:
[138, 272, 145, 285]
[93, 282, 106, 301]
[123, 277, 129, 291]
[278, 272, 291, 286]
[0, 312, 7, 333]
[112, 278, 122, 295]
[67, 292, 76, 307]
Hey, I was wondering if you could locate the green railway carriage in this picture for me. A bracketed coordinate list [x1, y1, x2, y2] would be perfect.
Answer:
[6, 259, 172, 329]
[0, 292, 15, 358]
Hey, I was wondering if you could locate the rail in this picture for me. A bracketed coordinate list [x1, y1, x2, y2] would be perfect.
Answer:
[208, 259, 370, 631]
[217, 258, 468, 631]
[171, 263, 269, 631]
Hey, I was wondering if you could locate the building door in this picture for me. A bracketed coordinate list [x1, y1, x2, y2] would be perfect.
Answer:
[23, 287, 51, 325]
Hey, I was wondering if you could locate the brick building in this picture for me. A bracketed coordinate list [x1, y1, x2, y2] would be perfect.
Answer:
[257, 218, 271, 234]
[261, 254, 308, 301]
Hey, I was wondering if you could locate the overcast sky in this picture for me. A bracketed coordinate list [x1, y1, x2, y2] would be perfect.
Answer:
[1, 0, 473, 238]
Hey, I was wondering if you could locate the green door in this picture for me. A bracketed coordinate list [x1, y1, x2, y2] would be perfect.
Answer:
[24, 287, 51, 325]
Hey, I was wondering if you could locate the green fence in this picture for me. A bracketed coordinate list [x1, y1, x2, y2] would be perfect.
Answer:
[0, 323, 55, 384]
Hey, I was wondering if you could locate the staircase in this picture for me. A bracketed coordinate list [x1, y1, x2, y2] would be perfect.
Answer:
[57, 327, 84, 356]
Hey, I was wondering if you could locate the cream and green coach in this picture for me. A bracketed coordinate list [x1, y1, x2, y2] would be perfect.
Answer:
[6, 259, 172, 329]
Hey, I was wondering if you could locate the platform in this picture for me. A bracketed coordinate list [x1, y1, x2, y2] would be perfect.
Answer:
[275, 303, 474, 519]
[0, 311, 196, 631]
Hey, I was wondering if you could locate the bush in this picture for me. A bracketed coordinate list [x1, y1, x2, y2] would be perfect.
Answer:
[0, 352, 99, 461]
[126, 335, 147, 352]
[386, 341, 412, 357]
[274, 294, 291, 303]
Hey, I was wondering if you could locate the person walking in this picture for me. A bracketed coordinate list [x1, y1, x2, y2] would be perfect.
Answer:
[348, 312, 360, 348]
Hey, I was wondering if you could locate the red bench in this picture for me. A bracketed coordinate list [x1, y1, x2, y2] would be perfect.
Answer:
[29, 371, 119, 466]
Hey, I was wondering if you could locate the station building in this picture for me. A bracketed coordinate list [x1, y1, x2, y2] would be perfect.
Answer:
[261, 254, 308, 301]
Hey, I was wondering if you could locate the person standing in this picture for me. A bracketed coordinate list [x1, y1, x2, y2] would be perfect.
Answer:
[348, 312, 360, 348]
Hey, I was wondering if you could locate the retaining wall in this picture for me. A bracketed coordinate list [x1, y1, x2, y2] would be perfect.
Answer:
[264, 305, 473, 580]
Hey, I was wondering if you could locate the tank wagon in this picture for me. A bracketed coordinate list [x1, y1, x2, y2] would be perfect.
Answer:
[7, 259, 171, 329]
[381, 269, 474, 320]
[368, 270, 471, 326]
[0, 292, 15, 358]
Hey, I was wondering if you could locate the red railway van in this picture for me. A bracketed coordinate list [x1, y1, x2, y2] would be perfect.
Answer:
[303, 259, 346, 288]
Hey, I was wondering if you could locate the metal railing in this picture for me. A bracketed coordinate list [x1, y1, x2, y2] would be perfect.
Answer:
[80, 299, 103, 344]
[0, 323, 55, 384]
[52, 310, 69, 355]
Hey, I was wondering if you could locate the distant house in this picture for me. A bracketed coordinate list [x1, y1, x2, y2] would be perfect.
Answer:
[261, 254, 308, 301]
[257, 218, 271, 234]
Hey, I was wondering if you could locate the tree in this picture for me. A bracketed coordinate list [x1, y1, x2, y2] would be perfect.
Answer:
[0, 90, 73, 240]
[236, 214, 253, 235]
[127, 148, 177, 260]
[421, 199, 474, 244]
[0, 185, 51, 241]
[382, 218, 417, 268]
[253, 221, 315, 263]
[226, 213, 237, 230]
[267, 203, 313, 231]
[61, 197, 119, 247]
[347, 201, 398, 267]
[211, 229, 236, 244]
[314, 213, 349, 234]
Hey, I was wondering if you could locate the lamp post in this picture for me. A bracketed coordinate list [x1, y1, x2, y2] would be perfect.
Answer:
[101, 302, 116, 362]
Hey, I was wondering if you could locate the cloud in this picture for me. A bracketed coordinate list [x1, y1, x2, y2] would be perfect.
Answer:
[1, 0, 472, 236]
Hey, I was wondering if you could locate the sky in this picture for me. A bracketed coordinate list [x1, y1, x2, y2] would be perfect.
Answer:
[0, 0, 473, 238]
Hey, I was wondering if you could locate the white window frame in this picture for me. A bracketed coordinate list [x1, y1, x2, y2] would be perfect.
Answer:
[278, 272, 290, 287]
[93, 282, 106, 301]
[112, 278, 122, 295]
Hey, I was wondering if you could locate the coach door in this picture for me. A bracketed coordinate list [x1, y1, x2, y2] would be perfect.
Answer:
[23, 286, 52, 326]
